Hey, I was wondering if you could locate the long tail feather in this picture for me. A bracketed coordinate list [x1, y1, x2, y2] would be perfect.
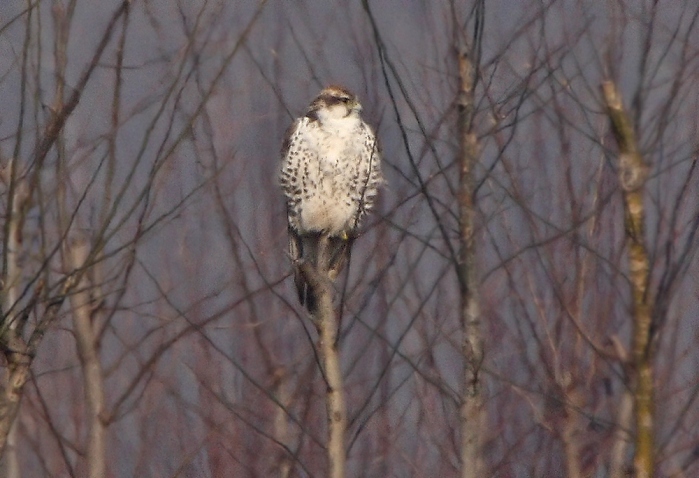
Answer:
[289, 229, 352, 313]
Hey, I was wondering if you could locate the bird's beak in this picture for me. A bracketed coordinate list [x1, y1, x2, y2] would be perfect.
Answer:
[352, 100, 362, 112]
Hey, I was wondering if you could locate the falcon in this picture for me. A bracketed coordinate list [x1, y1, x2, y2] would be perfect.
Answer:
[280, 86, 383, 311]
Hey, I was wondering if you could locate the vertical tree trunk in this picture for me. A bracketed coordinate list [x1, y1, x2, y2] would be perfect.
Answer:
[457, 51, 484, 478]
[67, 239, 107, 478]
[273, 373, 291, 478]
[0, 362, 31, 462]
[561, 386, 583, 478]
[1, 158, 23, 478]
[610, 388, 634, 478]
[0, 283, 67, 459]
[602, 80, 655, 478]
[299, 236, 346, 478]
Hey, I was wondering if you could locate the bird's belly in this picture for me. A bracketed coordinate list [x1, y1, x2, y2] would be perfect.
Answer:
[299, 195, 355, 236]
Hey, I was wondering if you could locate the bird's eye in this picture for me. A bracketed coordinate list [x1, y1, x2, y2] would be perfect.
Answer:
[339, 97, 350, 103]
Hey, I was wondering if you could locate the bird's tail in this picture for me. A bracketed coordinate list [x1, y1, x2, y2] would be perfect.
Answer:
[291, 233, 352, 313]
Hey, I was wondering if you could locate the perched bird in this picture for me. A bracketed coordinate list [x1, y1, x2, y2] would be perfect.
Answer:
[280, 86, 383, 311]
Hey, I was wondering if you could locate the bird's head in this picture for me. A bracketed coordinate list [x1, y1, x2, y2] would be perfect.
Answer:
[307, 86, 362, 124]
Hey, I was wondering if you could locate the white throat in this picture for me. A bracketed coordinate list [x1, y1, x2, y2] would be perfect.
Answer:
[317, 110, 361, 134]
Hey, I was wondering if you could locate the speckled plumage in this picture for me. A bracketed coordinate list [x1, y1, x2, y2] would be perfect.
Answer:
[280, 86, 383, 309]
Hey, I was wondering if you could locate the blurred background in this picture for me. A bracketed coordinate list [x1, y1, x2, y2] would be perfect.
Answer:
[0, 1, 698, 476]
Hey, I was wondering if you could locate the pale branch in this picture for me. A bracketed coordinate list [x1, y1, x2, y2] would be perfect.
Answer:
[457, 48, 485, 478]
[67, 238, 107, 478]
[602, 80, 655, 478]
[295, 236, 347, 478]
[0, 276, 72, 457]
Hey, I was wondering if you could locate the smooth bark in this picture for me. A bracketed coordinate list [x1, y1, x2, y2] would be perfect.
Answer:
[457, 50, 484, 478]
[602, 80, 655, 478]
[67, 239, 107, 478]
[298, 236, 346, 478]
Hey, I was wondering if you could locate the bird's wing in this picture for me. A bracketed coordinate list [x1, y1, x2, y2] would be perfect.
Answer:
[279, 117, 309, 193]
[354, 124, 383, 228]
[281, 118, 318, 232]
[287, 223, 307, 304]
